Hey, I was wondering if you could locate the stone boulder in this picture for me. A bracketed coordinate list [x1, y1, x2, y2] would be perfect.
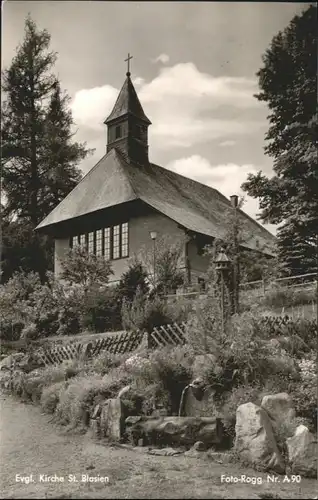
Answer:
[235, 402, 285, 473]
[261, 393, 296, 429]
[0, 352, 25, 371]
[100, 399, 125, 441]
[286, 425, 317, 478]
[117, 385, 131, 399]
[125, 416, 224, 447]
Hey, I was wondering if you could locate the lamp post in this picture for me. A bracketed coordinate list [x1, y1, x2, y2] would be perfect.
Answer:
[150, 231, 157, 289]
[214, 248, 231, 333]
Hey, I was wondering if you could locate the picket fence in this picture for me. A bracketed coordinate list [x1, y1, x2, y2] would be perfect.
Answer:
[36, 322, 187, 366]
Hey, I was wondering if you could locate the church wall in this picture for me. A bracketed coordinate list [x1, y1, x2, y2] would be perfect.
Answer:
[109, 211, 187, 283]
[53, 211, 187, 283]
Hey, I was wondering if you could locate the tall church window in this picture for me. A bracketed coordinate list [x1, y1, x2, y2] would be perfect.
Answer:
[121, 222, 129, 257]
[88, 232, 94, 253]
[96, 229, 103, 256]
[79, 234, 86, 249]
[104, 228, 111, 260]
[113, 225, 120, 259]
[72, 236, 79, 248]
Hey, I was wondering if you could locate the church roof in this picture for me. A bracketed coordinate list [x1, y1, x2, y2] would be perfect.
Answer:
[36, 148, 276, 255]
[104, 73, 151, 125]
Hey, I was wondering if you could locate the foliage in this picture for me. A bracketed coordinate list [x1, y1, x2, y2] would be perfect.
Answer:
[55, 368, 132, 429]
[80, 286, 122, 332]
[262, 284, 316, 309]
[1, 15, 92, 280]
[241, 5, 317, 274]
[60, 246, 113, 292]
[116, 260, 149, 303]
[136, 235, 185, 294]
[121, 289, 172, 332]
[40, 381, 66, 414]
[290, 353, 317, 430]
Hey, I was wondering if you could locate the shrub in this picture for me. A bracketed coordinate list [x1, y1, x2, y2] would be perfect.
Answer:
[290, 353, 317, 430]
[55, 368, 132, 429]
[80, 287, 122, 332]
[263, 284, 316, 309]
[121, 290, 172, 332]
[21, 322, 39, 341]
[90, 351, 129, 376]
[41, 381, 66, 414]
[125, 346, 194, 415]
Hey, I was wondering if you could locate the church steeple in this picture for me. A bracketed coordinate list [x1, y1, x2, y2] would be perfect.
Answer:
[104, 54, 151, 165]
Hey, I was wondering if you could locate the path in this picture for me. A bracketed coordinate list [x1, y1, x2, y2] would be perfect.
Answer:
[0, 395, 316, 499]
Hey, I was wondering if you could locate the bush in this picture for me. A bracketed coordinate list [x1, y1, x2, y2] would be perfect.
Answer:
[41, 381, 66, 414]
[121, 290, 173, 332]
[55, 367, 132, 429]
[80, 287, 122, 332]
[263, 284, 316, 309]
[123, 346, 194, 415]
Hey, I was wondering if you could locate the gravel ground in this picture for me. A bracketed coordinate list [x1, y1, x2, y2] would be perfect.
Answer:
[0, 394, 316, 499]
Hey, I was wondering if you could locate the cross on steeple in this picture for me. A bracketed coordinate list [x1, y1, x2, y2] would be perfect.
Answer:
[125, 53, 133, 76]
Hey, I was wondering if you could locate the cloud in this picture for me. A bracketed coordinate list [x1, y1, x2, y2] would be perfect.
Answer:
[166, 155, 277, 234]
[132, 76, 145, 86]
[71, 85, 118, 131]
[219, 140, 236, 147]
[152, 53, 170, 64]
[71, 62, 264, 150]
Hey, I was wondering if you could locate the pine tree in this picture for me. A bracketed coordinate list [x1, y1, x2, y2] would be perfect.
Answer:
[40, 82, 87, 214]
[241, 5, 317, 275]
[1, 15, 92, 281]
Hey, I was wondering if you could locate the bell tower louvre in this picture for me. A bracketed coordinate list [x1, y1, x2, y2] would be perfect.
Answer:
[104, 53, 152, 166]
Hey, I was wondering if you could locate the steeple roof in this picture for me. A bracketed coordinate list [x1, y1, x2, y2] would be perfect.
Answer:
[104, 72, 151, 125]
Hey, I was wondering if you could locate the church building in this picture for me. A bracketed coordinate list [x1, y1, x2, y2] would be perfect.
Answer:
[36, 59, 276, 287]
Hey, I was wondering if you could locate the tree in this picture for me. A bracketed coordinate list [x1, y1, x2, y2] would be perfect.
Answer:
[60, 245, 113, 293]
[241, 5, 317, 275]
[1, 15, 92, 280]
[117, 260, 149, 303]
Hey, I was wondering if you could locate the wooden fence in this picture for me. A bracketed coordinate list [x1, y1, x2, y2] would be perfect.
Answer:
[148, 322, 187, 348]
[37, 329, 146, 366]
[35, 323, 187, 366]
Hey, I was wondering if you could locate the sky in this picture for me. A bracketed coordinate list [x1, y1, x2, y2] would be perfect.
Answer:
[2, 1, 307, 235]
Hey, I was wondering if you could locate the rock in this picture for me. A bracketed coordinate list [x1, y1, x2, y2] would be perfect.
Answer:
[89, 419, 100, 439]
[148, 447, 184, 456]
[286, 425, 317, 478]
[207, 450, 235, 464]
[192, 441, 206, 451]
[125, 416, 224, 447]
[91, 404, 102, 420]
[182, 384, 216, 417]
[235, 402, 285, 474]
[125, 416, 142, 425]
[100, 398, 124, 441]
[117, 385, 131, 399]
[261, 393, 295, 428]
[0, 352, 25, 371]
